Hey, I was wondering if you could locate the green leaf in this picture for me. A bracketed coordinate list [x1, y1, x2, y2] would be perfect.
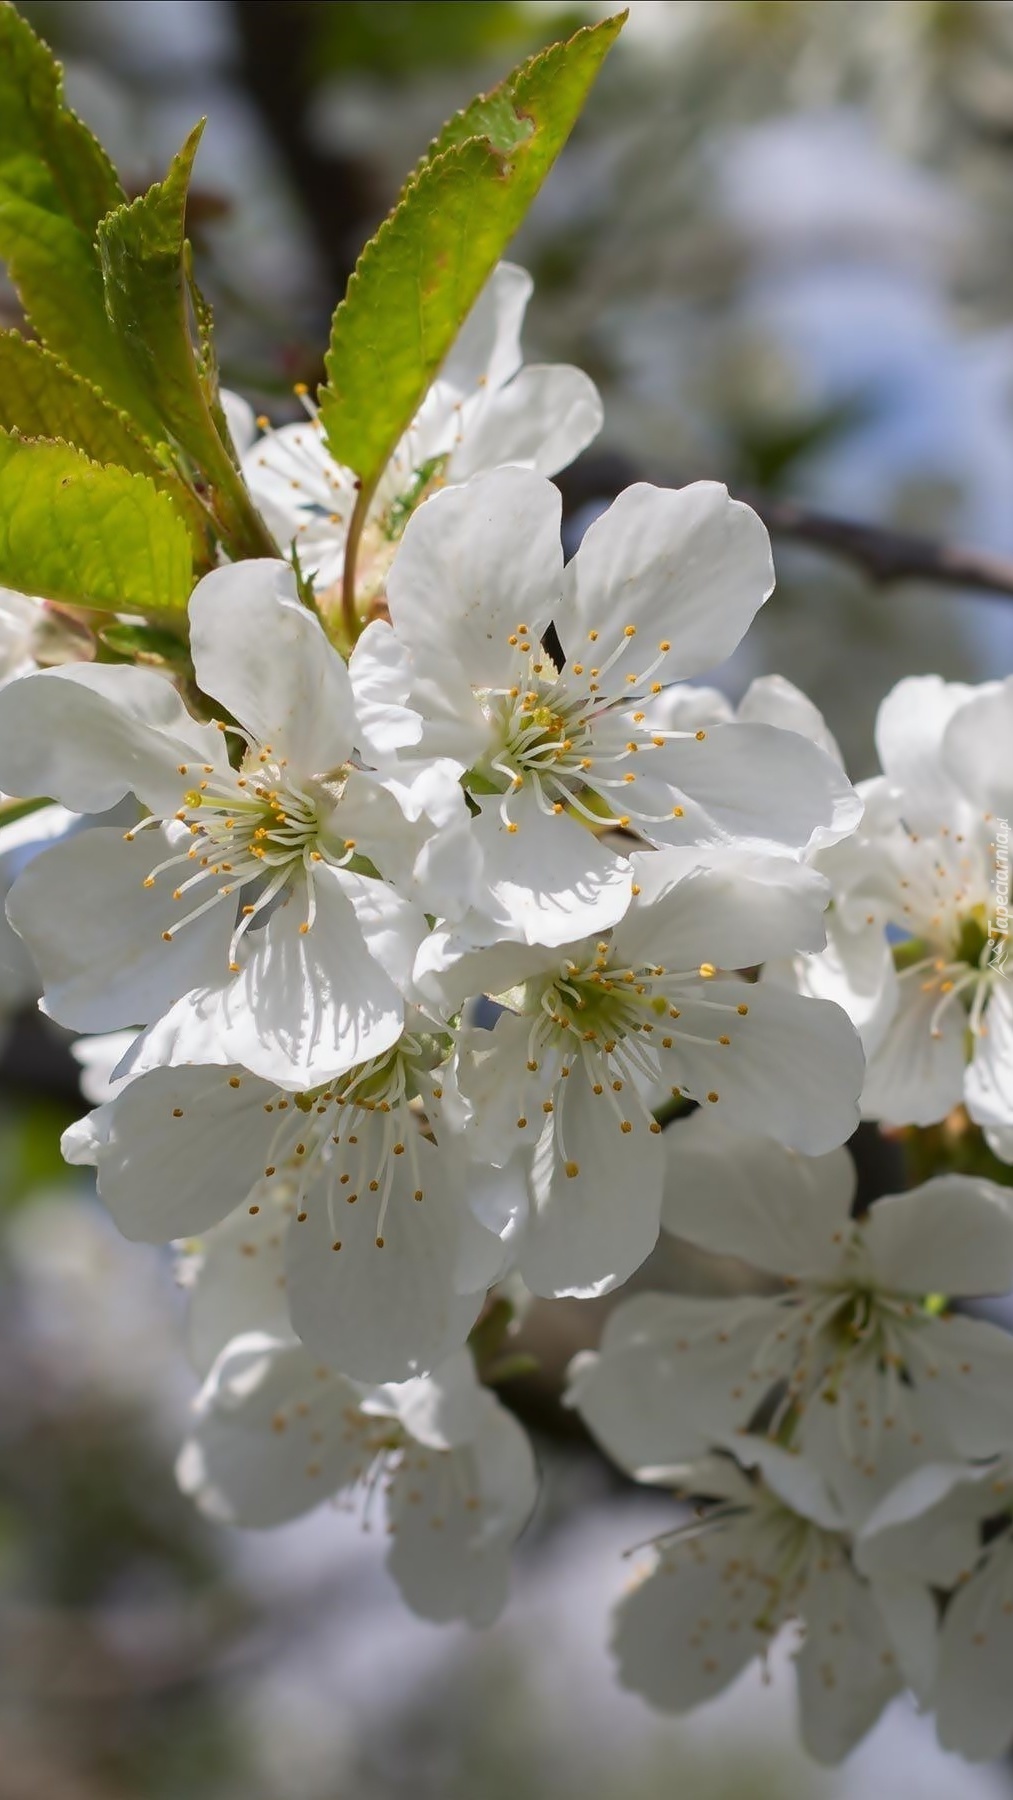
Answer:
[0, 4, 160, 429]
[319, 13, 623, 490]
[96, 123, 277, 558]
[0, 432, 193, 619]
[0, 331, 212, 551]
[98, 620, 190, 669]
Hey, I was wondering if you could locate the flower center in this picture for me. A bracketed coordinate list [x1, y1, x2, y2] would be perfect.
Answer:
[468, 625, 688, 837]
[494, 942, 750, 1167]
[128, 726, 358, 970]
[246, 1032, 450, 1251]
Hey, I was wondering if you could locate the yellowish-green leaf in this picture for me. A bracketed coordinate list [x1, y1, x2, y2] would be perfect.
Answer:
[319, 14, 623, 491]
[96, 123, 276, 558]
[0, 332, 212, 553]
[0, 432, 193, 619]
[0, 5, 161, 431]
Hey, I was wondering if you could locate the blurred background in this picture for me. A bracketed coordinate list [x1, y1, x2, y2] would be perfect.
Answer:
[4, 2, 1013, 1795]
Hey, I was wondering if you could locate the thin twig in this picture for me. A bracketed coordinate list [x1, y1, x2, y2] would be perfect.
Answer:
[749, 493, 1013, 602]
[558, 458, 1013, 603]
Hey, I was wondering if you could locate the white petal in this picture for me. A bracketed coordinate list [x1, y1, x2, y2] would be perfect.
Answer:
[448, 362, 602, 481]
[566, 1291, 774, 1475]
[346, 620, 423, 757]
[731, 1437, 845, 1530]
[862, 1176, 1013, 1296]
[939, 676, 1013, 818]
[562, 482, 773, 690]
[240, 422, 353, 586]
[521, 1080, 664, 1298]
[857, 1461, 1002, 1590]
[385, 1395, 535, 1626]
[210, 868, 408, 1087]
[85, 1064, 273, 1241]
[875, 675, 977, 822]
[907, 1312, 1013, 1460]
[220, 387, 257, 455]
[462, 791, 633, 949]
[70, 1029, 138, 1105]
[966, 977, 1013, 1131]
[185, 1201, 292, 1376]
[188, 560, 355, 772]
[284, 1140, 485, 1382]
[795, 1561, 901, 1764]
[869, 1579, 940, 1704]
[439, 260, 530, 394]
[656, 983, 864, 1153]
[641, 724, 860, 855]
[386, 466, 562, 686]
[370, 1346, 485, 1449]
[936, 1542, 1013, 1760]
[860, 982, 965, 1127]
[737, 674, 844, 765]
[616, 848, 831, 972]
[661, 1110, 856, 1277]
[0, 664, 220, 814]
[782, 916, 895, 1053]
[7, 825, 233, 1032]
[611, 1530, 773, 1712]
[178, 1334, 366, 1527]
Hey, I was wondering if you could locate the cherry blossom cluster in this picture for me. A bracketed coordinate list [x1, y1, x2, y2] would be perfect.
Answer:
[2, 263, 1013, 1764]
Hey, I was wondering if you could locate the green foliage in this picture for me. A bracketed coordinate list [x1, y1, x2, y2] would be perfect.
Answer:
[0, 332, 211, 548]
[96, 123, 275, 558]
[0, 4, 161, 429]
[0, 433, 193, 618]
[98, 620, 191, 668]
[97, 123, 217, 467]
[319, 13, 623, 498]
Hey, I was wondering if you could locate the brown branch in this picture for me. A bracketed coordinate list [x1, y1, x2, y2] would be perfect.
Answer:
[557, 455, 1013, 602]
[747, 493, 1013, 602]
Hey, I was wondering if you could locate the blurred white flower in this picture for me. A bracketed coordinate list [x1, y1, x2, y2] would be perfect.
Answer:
[569, 1115, 1013, 1521]
[605, 1441, 903, 1765]
[64, 1017, 504, 1382]
[178, 1333, 537, 1627]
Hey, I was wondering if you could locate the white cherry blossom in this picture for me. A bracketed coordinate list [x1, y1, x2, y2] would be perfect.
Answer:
[63, 1016, 504, 1381]
[422, 847, 862, 1300]
[857, 1458, 1013, 1759]
[178, 1333, 537, 1626]
[569, 1114, 1013, 1520]
[600, 1441, 903, 1764]
[374, 464, 859, 950]
[0, 560, 445, 1087]
[789, 676, 1013, 1137]
[234, 261, 602, 595]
